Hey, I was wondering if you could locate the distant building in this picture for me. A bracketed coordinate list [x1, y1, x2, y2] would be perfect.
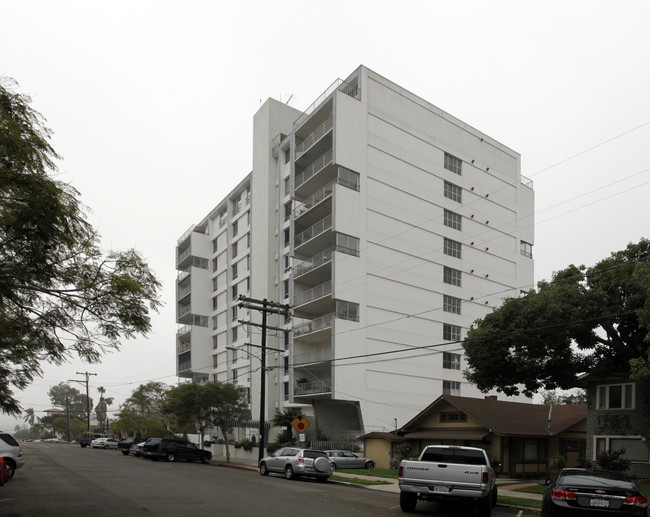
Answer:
[175, 65, 535, 440]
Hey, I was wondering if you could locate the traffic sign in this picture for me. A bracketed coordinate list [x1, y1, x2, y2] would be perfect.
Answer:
[291, 414, 311, 434]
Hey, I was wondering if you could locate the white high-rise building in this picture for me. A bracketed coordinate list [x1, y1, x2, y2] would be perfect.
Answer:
[175, 66, 534, 439]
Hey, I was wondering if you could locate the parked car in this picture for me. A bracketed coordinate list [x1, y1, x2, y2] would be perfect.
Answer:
[325, 450, 375, 469]
[259, 448, 331, 482]
[0, 431, 25, 478]
[118, 437, 135, 455]
[540, 468, 649, 517]
[79, 432, 108, 448]
[0, 457, 11, 486]
[130, 441, 147, 457]
[91, 437, 119, 449]
[142, 438, 211, 463]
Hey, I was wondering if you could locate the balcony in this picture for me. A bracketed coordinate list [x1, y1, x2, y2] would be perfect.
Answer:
[177, 342, 191, 354]
[293, 346, 332, 365]
[294, 248, 332, 283]
[178, 361, 191, 372]
[177, 283, 191, 300]
[296, 115, 333, 159]
[295, 148, 333, 190]
[176, 325, 192, 337]
[293, 313, 334, 341]
[294, 281, 332, 307]
[294, 379, 331, 397]
[293, 281, 334, 318]
[295, 214, 332, 248]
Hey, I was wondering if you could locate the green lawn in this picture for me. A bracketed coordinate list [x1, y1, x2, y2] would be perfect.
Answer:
[330, 474, 392, 486]
[336, 468, 398, 479]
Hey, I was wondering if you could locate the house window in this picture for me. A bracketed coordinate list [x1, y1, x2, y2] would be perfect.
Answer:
[336, 233, 360, 256]
[443, 380, 461, 396]
[597, 383, 634, 409]
[443, 295, 461, 314]
[444, 209, 462, 231]
[595, 437, 649, 462]
[444, 266, 462, 286]
[521, 240, 533, 258]
[443, 352, 461, 370]
[439, 412, 467, 423]
[443, 324, 461, 341]
[232, 220, 238, 237]
[444, 181, 462, 203]
[444, 238, 462, 259]
[444, 152, 462, 175]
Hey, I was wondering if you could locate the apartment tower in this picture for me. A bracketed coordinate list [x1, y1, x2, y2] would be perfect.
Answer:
[175, 66, 534, 439]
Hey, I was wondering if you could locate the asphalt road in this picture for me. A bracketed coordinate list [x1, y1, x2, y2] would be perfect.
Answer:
[1, 443, 540, 517]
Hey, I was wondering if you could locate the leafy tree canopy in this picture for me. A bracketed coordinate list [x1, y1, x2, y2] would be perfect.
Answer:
[48, 382, 91, 420]
[463, 239, 650, 397]
[0, 78, 162, 415]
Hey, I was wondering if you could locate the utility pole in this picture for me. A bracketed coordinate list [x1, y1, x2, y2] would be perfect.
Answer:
[72, 372, 97, 432]
[237, 295, 290, 465]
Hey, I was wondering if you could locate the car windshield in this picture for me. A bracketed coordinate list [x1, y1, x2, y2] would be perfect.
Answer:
[561, 470, 635, 489]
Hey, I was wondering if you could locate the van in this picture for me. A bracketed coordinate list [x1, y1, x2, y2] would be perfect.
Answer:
[0, 431, 25, 478]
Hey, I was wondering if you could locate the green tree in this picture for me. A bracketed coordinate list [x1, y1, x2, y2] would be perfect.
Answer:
[463, 239, 650, 396]
[0, 78, 162, 415]
[48, 383, 90, 421]
[271, 408, 300, 443]
[539, 389, 586, 405]
[112, 382, 170, 438]
[22, 407, 35, 427]
[165, 382, 249, 463]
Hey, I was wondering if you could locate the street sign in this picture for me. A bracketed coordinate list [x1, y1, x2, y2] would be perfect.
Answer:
[291, 414, 311, 434]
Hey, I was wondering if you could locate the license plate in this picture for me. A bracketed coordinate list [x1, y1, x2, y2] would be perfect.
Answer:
[434, 485, 450, 493]
[590, 498, 609, 508]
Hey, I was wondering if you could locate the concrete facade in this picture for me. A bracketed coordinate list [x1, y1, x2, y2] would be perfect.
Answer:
[175, 66, 535, 441]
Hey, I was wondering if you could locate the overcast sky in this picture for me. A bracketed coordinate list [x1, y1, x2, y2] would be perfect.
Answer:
[2, 0, 649, 430]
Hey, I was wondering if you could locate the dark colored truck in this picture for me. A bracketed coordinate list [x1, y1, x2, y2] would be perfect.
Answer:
[398, 445, 498, 515]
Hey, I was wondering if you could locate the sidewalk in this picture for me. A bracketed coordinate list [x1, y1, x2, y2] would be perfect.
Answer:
[213, 455, 543, 501]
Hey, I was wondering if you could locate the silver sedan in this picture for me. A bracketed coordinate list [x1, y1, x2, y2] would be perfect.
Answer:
[325, 450, 375, 469]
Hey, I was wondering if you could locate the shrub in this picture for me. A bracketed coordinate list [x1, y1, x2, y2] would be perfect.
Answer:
[240, 438, 253, 452]
[597, 448, 631, 471]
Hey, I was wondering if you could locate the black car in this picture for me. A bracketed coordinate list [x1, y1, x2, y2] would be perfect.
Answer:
[540, 468, 649, 517]
[117, 437, 135, 455]
[142, 438, 211, 464]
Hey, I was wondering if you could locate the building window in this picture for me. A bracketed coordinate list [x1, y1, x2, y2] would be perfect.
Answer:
[337, 300, 360, 321]
[443, 352, 461, 370]
[440, 412, 467, 423]
[336, 233, 360, 256]
[232, 284, 238, 299]
[232, 262, 238, 280]
[284, 148, 290, 164]
[284, 382, 289, 401]
[232, 326, 238, 343]
[443, 324, 461, 341]
[521, 240, 533, 258]
[443, 380, 461, 396]
[219, 211, 227, 227]
[597, 383, 634, 410]
[284, 331, 290, 350]
[284, 356, 289, 374]
[232, 369, 238, 383]
[232, 220, 239, 237]
[444, 181, 462, 203]
[595, 437, 649, 462]
[212, 296, 218, 310]
[284, 201, 292, 221]
[284, 228, 290, 247]
[212, 238, 218, 253]
[444, 209, 462, 231]
[232, 241, 238, 258]
[212, 257, 218, 272]
[443, 295, 461, 314]
[233, 198, 242, 215]
[284, 177, 290, 196]
[443, 266, 462, 286]
[284, 254, 291, 271]
[443, 238, 462, 259]
[212, 355, 218, 368]
[232, 306, 238, 322]
[212, 277, 218, 291]
[444, 152, 462, 175]
[212, 335, 218, 348]
[338, 166, 360, 191]
[284, 280, 289, 300]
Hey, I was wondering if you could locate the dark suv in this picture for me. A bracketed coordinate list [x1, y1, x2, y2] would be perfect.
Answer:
[142, 438, 211, 463]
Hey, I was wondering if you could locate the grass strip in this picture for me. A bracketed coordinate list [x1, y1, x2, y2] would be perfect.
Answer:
[330, 475, 392, 486]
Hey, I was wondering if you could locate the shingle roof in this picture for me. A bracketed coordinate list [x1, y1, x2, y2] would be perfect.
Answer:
[403, 395, 586, 437]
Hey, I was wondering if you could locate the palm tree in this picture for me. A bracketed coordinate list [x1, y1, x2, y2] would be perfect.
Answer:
[23, 407, 35, 427]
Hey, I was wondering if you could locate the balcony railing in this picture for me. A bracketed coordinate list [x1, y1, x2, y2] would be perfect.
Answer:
[294, 248, 333, 278]
[178, 361, 191, 372]
[178, 304, 191, 318]
[294, 182, 334, 218]
[293, 313, 335, 338]
[176, 325, 192, 337]
[295, 379, 331, 396]
[177, 342, 191, 354]
[293, 347, 332, 365]
[295, 148, 333, 188]
[294, 281, 332, 307]
[177, 246, 192, 264]
[295, 215, 332, 247]
[177, 284, 191, 299]
[295, 116, 333, 159]
[293, 78, 360, 130]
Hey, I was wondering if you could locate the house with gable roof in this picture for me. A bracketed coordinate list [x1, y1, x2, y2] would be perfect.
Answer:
[359, 395, 587, 476]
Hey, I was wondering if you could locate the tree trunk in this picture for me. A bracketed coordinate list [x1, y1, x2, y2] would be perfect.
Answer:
[221, 426, 231, 463]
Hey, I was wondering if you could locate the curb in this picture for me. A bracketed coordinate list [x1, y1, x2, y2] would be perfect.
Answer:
[217, 463, 259, 472]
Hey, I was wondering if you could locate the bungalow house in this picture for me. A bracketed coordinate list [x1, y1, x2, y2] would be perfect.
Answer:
[359, 395, 587, 477]
[583, 373, 650, 478]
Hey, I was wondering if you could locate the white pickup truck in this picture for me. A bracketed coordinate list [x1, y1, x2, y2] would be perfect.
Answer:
[398, 445, 499, 515]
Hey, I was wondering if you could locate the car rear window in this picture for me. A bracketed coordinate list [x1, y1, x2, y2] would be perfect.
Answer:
[561, 471, 635, 489]
[304, 450, 327, 459]
[0, 433, 19, 447]
[420, 448, 487, 465]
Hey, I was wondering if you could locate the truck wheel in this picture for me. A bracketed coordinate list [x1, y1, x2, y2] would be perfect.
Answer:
[399, 492, 417, 513]
[491, 486, 498, 507]
[477, 495, 492, 517]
